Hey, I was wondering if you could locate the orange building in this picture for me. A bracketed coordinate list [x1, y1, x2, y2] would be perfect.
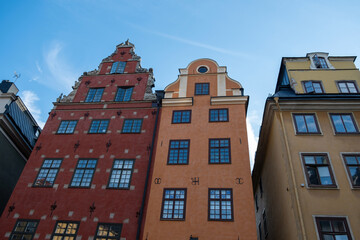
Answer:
[142, 59, 257, 240]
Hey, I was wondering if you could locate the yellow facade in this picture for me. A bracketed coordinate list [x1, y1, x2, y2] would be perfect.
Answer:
[142, 59, 257, 240]
[253, 53, 360, 240]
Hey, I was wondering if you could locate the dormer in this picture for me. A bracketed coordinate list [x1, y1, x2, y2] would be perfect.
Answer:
[307, 52, 335, 70]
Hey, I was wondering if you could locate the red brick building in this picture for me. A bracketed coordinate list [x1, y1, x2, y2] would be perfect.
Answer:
[0, 41, 160, 240]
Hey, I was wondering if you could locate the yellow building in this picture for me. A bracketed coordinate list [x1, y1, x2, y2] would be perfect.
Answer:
[252, 52, 360, 240]
[142, 59, 257, 240]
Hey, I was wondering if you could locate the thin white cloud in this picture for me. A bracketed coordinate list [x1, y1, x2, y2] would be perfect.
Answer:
[126, 23, 252, 58]
[43, 41, 78, 91]
[20, 90, 45, 128]
[36, 61, 42, 73]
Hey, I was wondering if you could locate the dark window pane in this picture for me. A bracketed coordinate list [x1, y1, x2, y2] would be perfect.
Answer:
[195, 83, 209, 95]
[115, 87, 133, 101]
[70, 159, 97, 187]
[294, 114, 320, 134]
[110, 61, 126, 74]
[122, 119, 142, 133]
[85, 88, 104, 102]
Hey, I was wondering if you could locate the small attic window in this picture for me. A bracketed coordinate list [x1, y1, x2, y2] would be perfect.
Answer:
[110, 61, 126, 74]
[312, 55, 328, 69]
[198, 66, 208, 73]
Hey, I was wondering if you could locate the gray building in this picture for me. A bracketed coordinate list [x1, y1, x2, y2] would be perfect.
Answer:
[0, 80, 41, 215]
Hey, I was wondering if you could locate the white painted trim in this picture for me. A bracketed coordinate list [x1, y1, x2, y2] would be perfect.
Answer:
[307, 52, 335, 70]
[298, 152, 339, 189]
[217, 73, 226, 96]
[210, 96, 248, 105]
[196, 65, 209, 74]
[312, 215, 355, 240]
[178, 75, 188, 97]
[162, 97, 193, 107]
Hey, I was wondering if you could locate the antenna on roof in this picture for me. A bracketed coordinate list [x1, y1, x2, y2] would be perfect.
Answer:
[13, 71, 21, 83]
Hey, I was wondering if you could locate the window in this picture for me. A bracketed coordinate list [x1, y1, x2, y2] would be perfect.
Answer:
[263, 210, 268, 237]
[57, 120, 77, 134]
[209, 138, 231, 164]
[208, 188, 233, 221]
[108, 159, 134, 189]
[110, 61, 126, 74]
[168, 140, 190, 165]
[198, 66, 208, 73]
[172, 110, 191, 123]
[34, 159, 62, 187]
[303, 81, 324, 93]
[95, 223, 122, 240]
[115, 87, 133, 101]
[85, 88, 104, 102]
[293, 113, 321, 134]
[70, 159, 97, 187]
[10, 219, 39, 239]
[343, 154, 360, 188]
[315, 217, 352, 240]
[330, 113, 359, 134]
[337, 81, 359, 93]
[313, 55, 328, 69]
[122, 119, 142, 133]
[302, 154, 336, 187]
[161, 189, 186, 220]
[209, 109, 228, 122]
[195, 83, 209, 95]
[51, 221, 79, 240]
[89, 120, 110, 134]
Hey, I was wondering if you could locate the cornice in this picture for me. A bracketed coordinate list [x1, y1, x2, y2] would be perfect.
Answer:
[162, 97, 193, 107]
[210, 96, 248, 105]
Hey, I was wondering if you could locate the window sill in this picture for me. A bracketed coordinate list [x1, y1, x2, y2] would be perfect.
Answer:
[333, 132, 360, 135]
[306, 185, 338, 190]
[106, 187, 130, 190]
[295, 132, 322, 136]
[68, 186, 92, 189]
[209, 162, 231, 164]
[32, 185, 54, 188]
[160, 218, 185, 221]
[167, 163, 189, 165]
[208, 219, 234, 222]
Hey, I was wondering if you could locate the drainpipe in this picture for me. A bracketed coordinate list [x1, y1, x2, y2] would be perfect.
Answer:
[136, 93, 162, 240]
[274, 97, 307, 240]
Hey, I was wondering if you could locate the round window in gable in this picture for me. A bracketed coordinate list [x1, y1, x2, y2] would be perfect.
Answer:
[198, 66, 208, 73]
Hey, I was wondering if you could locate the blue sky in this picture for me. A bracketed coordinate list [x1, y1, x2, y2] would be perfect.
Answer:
[1, 0, 360, 166]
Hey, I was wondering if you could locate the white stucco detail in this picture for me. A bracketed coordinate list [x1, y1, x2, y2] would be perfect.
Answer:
[307, 52, 335, 69]
[164, 92, 173, 98]
[178, 75, 188, 97]
[217, 73, 226, 96]
[232, 89, 241, 95]
[218, 66, 226, 73]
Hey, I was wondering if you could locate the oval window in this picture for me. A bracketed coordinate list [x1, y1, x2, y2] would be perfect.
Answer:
[198, 66, 208, 73]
